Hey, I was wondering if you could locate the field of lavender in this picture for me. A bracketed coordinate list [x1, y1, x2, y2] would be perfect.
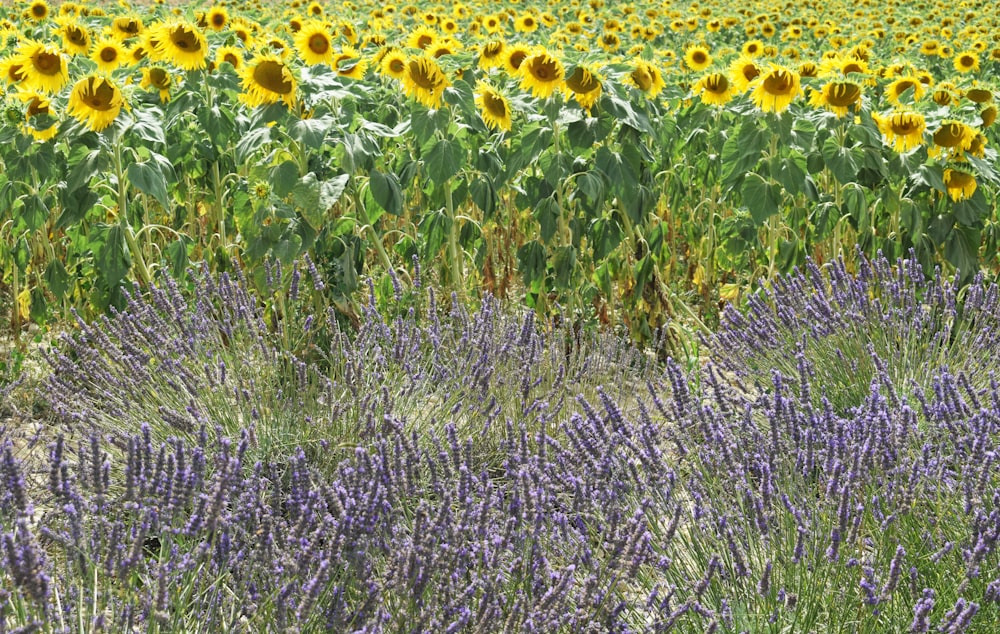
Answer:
[3, 251, 1000, 632]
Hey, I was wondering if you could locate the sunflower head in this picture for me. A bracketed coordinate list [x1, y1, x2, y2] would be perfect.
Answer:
[13, 40, 69, 94]
[943, 164, 977, 202]
[152, 20, 209, 71]
[478, 41, 506, 70]
[729, 54, 761, 93]
[519, 51, 564, 99]
[981, 105, 997, 129]
[694, 72, 733, 107]
[27, 0, 49, 22]
[295, 21, 334, 65]
[504, 45, 531, 75]
[749, 64, 801, 113]
[240, 53, 297, 108]
[215, 45, 244, 71]
[475, 81, 512, 131]
[67, 75, 124, 132]
[684, 44, 712, 72]
[628, 59, 665, 98]
[885, 75, 925, 107]
[112, 15, 144, 40]
[401, 55, 449, 108]
[333, 48, 367, 79]
[953, 51, 979, 73]
[206, 6, 229, 32]
[59, 21, 91, 55]
[91, 38, 126, 73]
[809, 80, 860, 117]
[874, 110, 926, 153]
[564, 65, 602, 111]
[930, 120, 975, 160]
[141, 65, 173, 102]
[19, 91, 58, 141]
[965, 87, 993, 104]
[379, 49, 407, 80]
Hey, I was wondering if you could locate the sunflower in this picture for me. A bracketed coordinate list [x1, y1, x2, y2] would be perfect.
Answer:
[798, 61, 818, 78]
[306, 1, 323, 17]
[951, 50, 978, 74]
[919, 40, 940, 56]
[981, 105, 997, 129]
[475, 81, 512, 131]
[884, 75, 925, 106]
[478, 41, 506, 70]
[111, 15, 144, 40]
[929, 120, 975, 159]
[513, 13, 538, 33]
[86, 38, 125, 73]
[874, 110, 925, 153]
[627, 59, 665, 98]
[729, 55, 761, 93]
[127, 43, 148, 64]
[742, 39, 764, 58]
[240, 53, 296, 108]
[401, 55, 449, 108]
[965, 86, 993, 104]
[598, 32, 620, 53]
[333, 47, 367, 79]
[379, 48, 407, 80]
[27, 0, 49, 22]
[19, 91, 58, 141]
[518, 51, 563, 99]
[230, 22, 255, 48]
[504, 44, 531, 75]
[153, 20, 209, 71]
[141, 65, 173, 102]
[407, 26, 437, 51]
[67, 75, 124, 132]
[294, 21, 334, 65]
[205, 6, 229, 32]
[968, 133, 987, 158]
[749, 64, 801, 113]
[809, 80, 861, 117]
[58, 21, 91, 55]
[482, 14, 504, 35]
[215, 45, 244, 71]
[943, 164, 977, 202]
[12, 40, 68, 94]
[564, 65, 602, 111]
[693, 72, 733, 106]
[0, 57, 26, 86]
[684, 44, 712, 72]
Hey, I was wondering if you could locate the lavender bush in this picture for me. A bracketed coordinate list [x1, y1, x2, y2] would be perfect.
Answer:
[43, 260, 656, 471]
[710, 250, 1000, 412]
[4, 255, 999, 631]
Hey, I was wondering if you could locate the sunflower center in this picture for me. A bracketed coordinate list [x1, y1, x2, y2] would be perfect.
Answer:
[308, 33, 330, 55]
[211, 13, 226, 28]
[253, 60, 293, 94]
[483, 92, 507, 118]
[889, 114, 921, 135]
[67, 26, 87, 46]
[841, 62, 863, 75]
[566, 67, 599, 94]
[946, 170, 974, 188]
[959, 55, 974, 67]
[933, 123, 966, 147]
[892, 80, 915, 97]
[828, 82, 861, 107]
[508, 51, 527, 70]
[6, 63, 25, 82]
[528, 57, 558, 82]
[27, 97, 48, 117]
[762, 70, 794, 95]
[224, 53, 240, 66]
[31, 5, 46, 18]
[86, 80, 117, 111]
[483, 42, 503, 58]
[119, 19, 140, 35]
[966, 88, 992, 104]
[388, 58, 405, 73]
[170, 26, 202, 52]
[149, 67, 170, 89]
[982, 106, 997, 128]
[100, 47, 118, 63]
[407, 60, 441, 90]
[691, 51, 707, 65]
[705, 73, 729, 94]
[416, 34, 433, 49]
[631, 68, 653, 91]
[33, 51, 62, 76]
[740, 64, 760, 82]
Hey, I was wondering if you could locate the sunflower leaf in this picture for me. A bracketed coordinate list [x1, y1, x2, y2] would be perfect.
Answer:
[741, 173, 781, 225]
[425, 138, 464, 185]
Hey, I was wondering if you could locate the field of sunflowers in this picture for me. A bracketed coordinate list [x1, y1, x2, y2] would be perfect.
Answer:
[2, 0, 1000, 631]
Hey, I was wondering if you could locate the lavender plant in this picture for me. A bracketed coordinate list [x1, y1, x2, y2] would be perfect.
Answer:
[710, 250, 1000, 412]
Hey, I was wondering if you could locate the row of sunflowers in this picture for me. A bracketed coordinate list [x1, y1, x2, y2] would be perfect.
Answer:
[0, 0, 998, 341]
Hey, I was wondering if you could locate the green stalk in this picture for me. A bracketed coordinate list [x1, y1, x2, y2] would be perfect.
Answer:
[211, 161, 227, 252]
[353, 181, 394, 275]
[114, 142, 153, 287]
[444, 177, 464, 292]
[10, 255, 20, 342]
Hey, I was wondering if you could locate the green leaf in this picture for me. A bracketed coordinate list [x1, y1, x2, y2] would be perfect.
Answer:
[270, 160, 300, 198]
[741, 173, 781, 225]
[590, 217, 623, 261]
[289, 115, 334, 150]
[944, 225, 979, 279]
[95, 224, 131, 287]
[516, 240, 547, 288]
[952, 188, 989, 227]
[470, 177, 497, 219]
[235, 127, 272, 165]
[772, 156, 807, 197]
[126, 161, 170, 210]
[18, 194, 48, 233]
[56, 185, 98, 229]
[899, 198, 921, 238]
[419, 208, 449, 259]
[291, 173, 349, 230]
[821, 136, 861, 184]
[841, 183, 868, 222]
[165, 236, 191, 280]
[534, 196, 560, 244]
[552, 246, 576, 288]
[44, 259, 70, 299]
[425, 138, 464, 185]
[66, 149, 103, 193]
[368, 169, 403, 217]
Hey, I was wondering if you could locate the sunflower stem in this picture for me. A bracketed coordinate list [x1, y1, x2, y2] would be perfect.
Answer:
[444, 177, 465, 293]
[113, 140, 153, 288]
[211, 161, 227, 252]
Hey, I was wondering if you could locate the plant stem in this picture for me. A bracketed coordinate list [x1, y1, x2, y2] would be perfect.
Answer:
[444, 177, 464, 292]
[113, 141, 153, 287]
